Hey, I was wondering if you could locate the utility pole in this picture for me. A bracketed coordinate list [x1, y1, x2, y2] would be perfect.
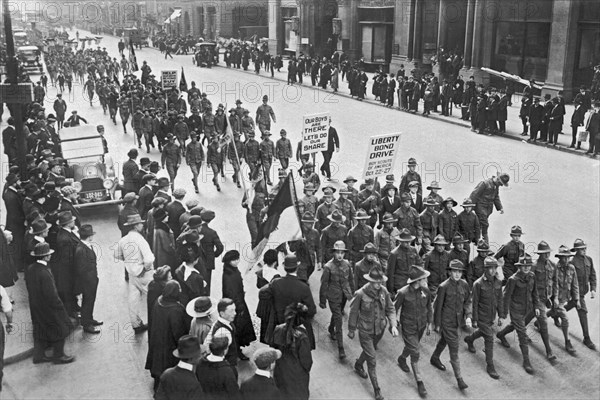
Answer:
[2, 0, 32, 178]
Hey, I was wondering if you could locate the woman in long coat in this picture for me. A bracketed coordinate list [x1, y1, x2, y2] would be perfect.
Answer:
[0, 226, 18, 294]
[152, 208, 176, 272]
[145, 280, 190, 391]
[222, 250, 257, 358]
[147, 265, 171, 340]
[273, 303, 313, 400]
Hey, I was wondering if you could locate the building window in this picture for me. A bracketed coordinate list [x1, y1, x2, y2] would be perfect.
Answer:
[492, 21, 550, 81]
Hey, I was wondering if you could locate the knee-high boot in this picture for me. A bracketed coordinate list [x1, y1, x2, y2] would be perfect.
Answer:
[411, 362, 427, 398]
[484, 340, 499, 378]
[496, 324, 514, 348]
[579, 310, 597, 349]
[367, 365, 383, 400]
[520, 345, 533, 374]
[451, 359, 468, 389]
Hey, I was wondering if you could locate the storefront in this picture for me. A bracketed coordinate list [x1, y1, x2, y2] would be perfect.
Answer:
[358, 7, 393, 68]
[573, 1, 600, 90]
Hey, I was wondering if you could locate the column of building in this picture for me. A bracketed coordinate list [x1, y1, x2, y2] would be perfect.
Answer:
[268, 0, 282, 54]
[337, 0, 359, 61]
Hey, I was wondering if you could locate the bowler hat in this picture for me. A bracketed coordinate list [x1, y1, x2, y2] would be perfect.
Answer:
[283, 254, 300, 271]
[157, 177, 170, 187]
[31, 242, 54, 257]
[124, 214, 145, 226]
[5, 173, 18, 186]
[364, 268, 388, 283]
[406, 265, 430, 284]
[398, 228, 416, 242]
[355, 209, 370, 220]
[186, 296, 216, 318]
[432, 234, 448, 245]
[555, 245, 574, 258]
[172, 335, 201, 359]
[57, 211, 76, 226]
[139, 157, 151, 166]
[447, 259, 466, 271]
[426, 181, 441, 190]
[188, 215, 203, 229]
[328, 209, 346, 223]
[360, 243, 378, 254]
[510, 225, 524, 236]
[534, 241, 552, 254]
[571, 239, 587, 252]
[332, 240, 347, 251]
[142, 173, 156, 184]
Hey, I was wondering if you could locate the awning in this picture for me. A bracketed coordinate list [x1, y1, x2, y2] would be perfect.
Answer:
[164, 9, 182, 24]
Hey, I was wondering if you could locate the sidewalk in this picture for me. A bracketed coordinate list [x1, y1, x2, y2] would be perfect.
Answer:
[213, 60, 597, 158]
[3, 275, 33, 365]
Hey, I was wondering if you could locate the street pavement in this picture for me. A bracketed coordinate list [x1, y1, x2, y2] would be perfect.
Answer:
[1, 30, 599, 399]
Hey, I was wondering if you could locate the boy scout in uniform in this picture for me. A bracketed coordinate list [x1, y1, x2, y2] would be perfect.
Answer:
[319, 210, 348, 266]
[300, 183, 319, 216]
[547, 245, 579, 356]
[448, 233, 469, 268]
[243, 131, 260, 177]
[468, 173, 509, 243]
[423, 235, 450, 297]
[354, 243, 382, 290]
[259, 131, 275, 185]
[567, 239, 597, 350]
[498, 254, 540, 374]
[348, 268, 398, 400]
[495, 225, 525, 284]
[419, 197, 439, 240]
[358, 178, 381, 228]
[395, 265, 433, 398]
[374, 213, 399, 273]
[463, 257, 503, 379]
[430, 260, 472, 391]
[467, 240, 495, 287]
[300, 212, 321, 271]
[336, 189, 357, 229]
[347, 209, 374, 266]
[315, 186, 338, 232]
[320, 241, 353, 360]
[386, 229, 421, 293]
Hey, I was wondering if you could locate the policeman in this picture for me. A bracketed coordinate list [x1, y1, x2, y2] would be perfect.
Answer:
[430, 260, 472, 391]
[259, 131, 275, 185]
[354, 243, 381, 290]
[463, 257, 503, 379]
[494, 225, 525, 283]
[349, 268, 398, 400]
[185, 133, 204, 194]
[320, 240, 353, 360]
[319, 209, 347, 266]
[161, 133, 181, 190]
[567, 239, 597, 350]
[469, 173, 509, 243]
[395, 265, 433, 398]
[498, 254, 540, 374]
[386, 228, 421, 293]
[423, 235, 450, 297]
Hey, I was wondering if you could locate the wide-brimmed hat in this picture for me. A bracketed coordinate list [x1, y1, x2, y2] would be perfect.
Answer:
[31, 220, 49, 235]
[408, 180, 419, 188]
[283, 254, 300, 271]
[452, 233, 468, 245]
[57, 211, 76, 226]
[515, 254, 533, 266]
[461, 198, 475, 207]
[442, 197, 457, 207]
[172, 335, 201, 359]
[322, 184, 336, 194]
[186, 296, 216, 318]
[432, 234, 448, 245]
[360, 243, 378, 254]
[407, 157, 417, 166]
[398, 228, 416, 242]
[303, 183, 316, 192]
[31, 242, 54, 257]
[328, 209, 346, 223]
[510, 225, 524, 236]
[423, 197, 438, 207]
[571, 239, 587, 252]
[343, 175, 357, 184]
[364, 268, 388, 283]
[498, 173, 510, 187]
[332, 240, 347, 252]
[447, 259, 465, 271]
[534, 241, 552, 254]
[484, 256, 498, 268]
[355, 209, 370, 220]
[382, 212, 397, 223]
[406, 265, 430, 284]
[555, 245, 574, 258]
[301, 212, 316, 223]
[400, 192, 411, 202]
[426, 181, 441, 190]
[385, 174, 395, 183]
[476, 239, 493, 253]
[124, 214, 145, 226]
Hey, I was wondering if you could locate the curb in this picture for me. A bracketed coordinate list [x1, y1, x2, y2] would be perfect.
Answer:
[211, 63, 597, 159]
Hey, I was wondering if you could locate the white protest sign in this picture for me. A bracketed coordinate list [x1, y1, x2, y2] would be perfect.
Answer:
[362, 133, 401, 179]
[161, 70, 178, 90]
[301, 112, 330, 154]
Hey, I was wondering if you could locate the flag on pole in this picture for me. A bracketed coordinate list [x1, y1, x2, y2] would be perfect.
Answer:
[129, 40, 138, 71]
[179, 67, 188, 92]
[243, 172, 302, 274]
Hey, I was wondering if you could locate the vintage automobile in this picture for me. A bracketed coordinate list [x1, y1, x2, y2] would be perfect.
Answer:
[123, 27, 148, 48]
[193, 42, 218, 67]
[14, 30, 29, 46]
[17, 46, 43, 74]
[59, 126, 121, 207]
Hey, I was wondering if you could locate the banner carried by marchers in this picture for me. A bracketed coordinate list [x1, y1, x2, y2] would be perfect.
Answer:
[362, 133, 401, 179]
[161, 70, 178, 91]
[301, 112, 330, 154]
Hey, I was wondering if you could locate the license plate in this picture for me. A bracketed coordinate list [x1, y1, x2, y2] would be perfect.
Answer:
[82, 190, 105, 200]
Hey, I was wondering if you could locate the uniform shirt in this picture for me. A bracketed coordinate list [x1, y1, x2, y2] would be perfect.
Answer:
[319, 223, 347, 264]
[275, 137, 292, 158]
[301, 194, 318, 216]
[571, 254, 597, 295]
[467, 255, 486, 287]
[161, 142, 181, 166]
[347, 223, 373, 262]
[434, 278, 472, 328]
[186, 141, 204, 164]
[320, 258, 353, 304]
[259, 138, 275, 161]
[256, 104, 275, 126]
[469, 178, 502, 210]
[533, 258, 555, 303]
[243, 139, 260, 163]
[116, 230, 155, 276]
[495, 240, 525, 268]
[419, 209, 439, 237]
[457, 210, 480, 243]
[334, 198, 356, 229]
[386, 245, 421, 292]
[315, 202, 338, 232]
[438, 209, 458, 242]
[423, 249, 450, 292]
[554, 261, 579, 305]
[448, 248, 468, 269]
[348, 284, 396, 336]
[395, 284, 433, 333]
[374, 227, 399, 261]
[354, 259, 381, 289]
[393, 206, 423, 240]
[501, 271, 539, 318]
[472, 274, 503, 324]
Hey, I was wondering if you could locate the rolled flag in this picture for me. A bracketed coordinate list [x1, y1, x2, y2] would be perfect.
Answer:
[179, 67, 188, 92]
